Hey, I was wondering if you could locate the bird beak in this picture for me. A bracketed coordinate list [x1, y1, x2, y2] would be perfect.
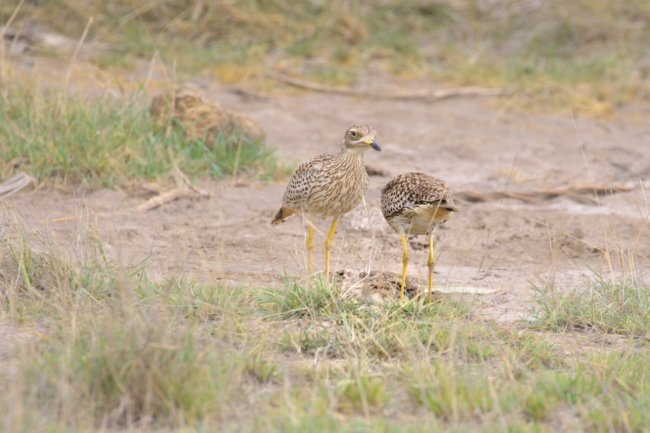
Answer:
[369, 139, 381, 151]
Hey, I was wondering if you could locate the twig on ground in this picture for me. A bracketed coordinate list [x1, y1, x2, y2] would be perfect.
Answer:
[136, 153, 209, 212]
[456, 182, 633, 205]
[0, 172, 37, 197]
[266, 71, 504, 100]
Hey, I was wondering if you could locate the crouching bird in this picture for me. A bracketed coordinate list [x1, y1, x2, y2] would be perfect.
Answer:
[272, 125, 381, 281]
[381, 172, 456, 301]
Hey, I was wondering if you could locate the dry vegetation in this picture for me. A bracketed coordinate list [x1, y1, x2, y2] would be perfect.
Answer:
[1, 229, 649, 432]
[1, 1, 650, 432]
[2, 0, 650, 111]
[0, 84, 289, 186]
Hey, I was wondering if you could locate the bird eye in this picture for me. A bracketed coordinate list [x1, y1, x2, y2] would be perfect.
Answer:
[349, 130, 359, 138]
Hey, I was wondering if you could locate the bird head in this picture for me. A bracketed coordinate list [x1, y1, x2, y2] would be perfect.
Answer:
[342, 124, 381, 152]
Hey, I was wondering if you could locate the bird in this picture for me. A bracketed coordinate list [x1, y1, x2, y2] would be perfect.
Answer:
[271, 125, 381, 281]
[380, 172, 456, 301]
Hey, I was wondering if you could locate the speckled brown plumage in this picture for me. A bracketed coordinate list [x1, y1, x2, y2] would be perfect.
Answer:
[278, 150, 368, 218]
[272, 125, 379, 224]
[380, 172, 456, 301]
[381, 172, 456, 235]
[271, 125, 381, 280]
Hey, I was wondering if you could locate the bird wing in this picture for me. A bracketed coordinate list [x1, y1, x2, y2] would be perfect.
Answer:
[409, 174, 456, 210]
[381, 172, 455, 219]
[282, 154, 331, 209]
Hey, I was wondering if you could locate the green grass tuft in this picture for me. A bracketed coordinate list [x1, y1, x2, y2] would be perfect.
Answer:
[3, 233, 650, 431]
[533, 277, 650, 336]
[335, 372, 387, 414]
[0, 86, 288, 187]
[33, 314, 243, 426]
[256, 277, 357, 319]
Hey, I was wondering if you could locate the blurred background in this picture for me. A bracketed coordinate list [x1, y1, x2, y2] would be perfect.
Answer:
[3, 0, 650, 113]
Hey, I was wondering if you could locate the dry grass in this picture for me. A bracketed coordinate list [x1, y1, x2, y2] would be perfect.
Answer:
[1, 4, 649, 431]
[0, 84, 289, 187]
[3, 0, 649, 111]
[534, 276, 650, 336]
[1, 229, 649, 432]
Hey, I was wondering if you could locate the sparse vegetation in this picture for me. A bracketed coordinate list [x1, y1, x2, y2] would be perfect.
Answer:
[1, 2, 649, 432]
[0, 85, 288, 186]
[3, 0, 649, 110]
[533, 277, 650, 336]
[2, 233, 649, 432]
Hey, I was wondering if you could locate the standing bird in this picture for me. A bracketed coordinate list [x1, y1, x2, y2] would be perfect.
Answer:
[381, 172, 456, 301]
[271, 125, 381, 280]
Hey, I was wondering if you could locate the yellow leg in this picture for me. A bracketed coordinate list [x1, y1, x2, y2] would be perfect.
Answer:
[400, 233, 409, 301]
[306, 223, 314, 275]
[427, 233, 435, 302]
[324, 218, 338, 282]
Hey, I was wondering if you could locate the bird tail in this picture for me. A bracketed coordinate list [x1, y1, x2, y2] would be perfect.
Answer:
[271, 207, 296, 225]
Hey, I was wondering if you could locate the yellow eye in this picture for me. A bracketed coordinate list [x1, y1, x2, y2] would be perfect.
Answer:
[349, 130, 359, 139]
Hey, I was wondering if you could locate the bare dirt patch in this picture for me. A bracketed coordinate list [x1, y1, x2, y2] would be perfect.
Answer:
[2, 70, 650, 323]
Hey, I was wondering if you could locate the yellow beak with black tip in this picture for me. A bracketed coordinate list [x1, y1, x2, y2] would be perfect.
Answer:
[368, 139, 381, 151]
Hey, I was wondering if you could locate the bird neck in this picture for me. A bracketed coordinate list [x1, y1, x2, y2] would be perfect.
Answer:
[340, 147, 367, 160]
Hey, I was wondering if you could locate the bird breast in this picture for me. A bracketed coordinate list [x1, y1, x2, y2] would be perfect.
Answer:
[387, 204, 452, 235]
[306, 153, 368, 216]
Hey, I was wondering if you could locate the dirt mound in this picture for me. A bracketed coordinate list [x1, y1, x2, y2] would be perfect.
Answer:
[150, 87, 265, 144]
[337, 270, 426, 304]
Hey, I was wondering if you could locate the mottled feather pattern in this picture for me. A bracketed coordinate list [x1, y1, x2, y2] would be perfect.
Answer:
[381, 172, 455, 235]
[282, 151, 369, 217]
[272, 124, 377, 225]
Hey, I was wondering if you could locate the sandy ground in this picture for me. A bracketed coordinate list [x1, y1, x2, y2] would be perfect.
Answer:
[2, 65, 650, 322]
